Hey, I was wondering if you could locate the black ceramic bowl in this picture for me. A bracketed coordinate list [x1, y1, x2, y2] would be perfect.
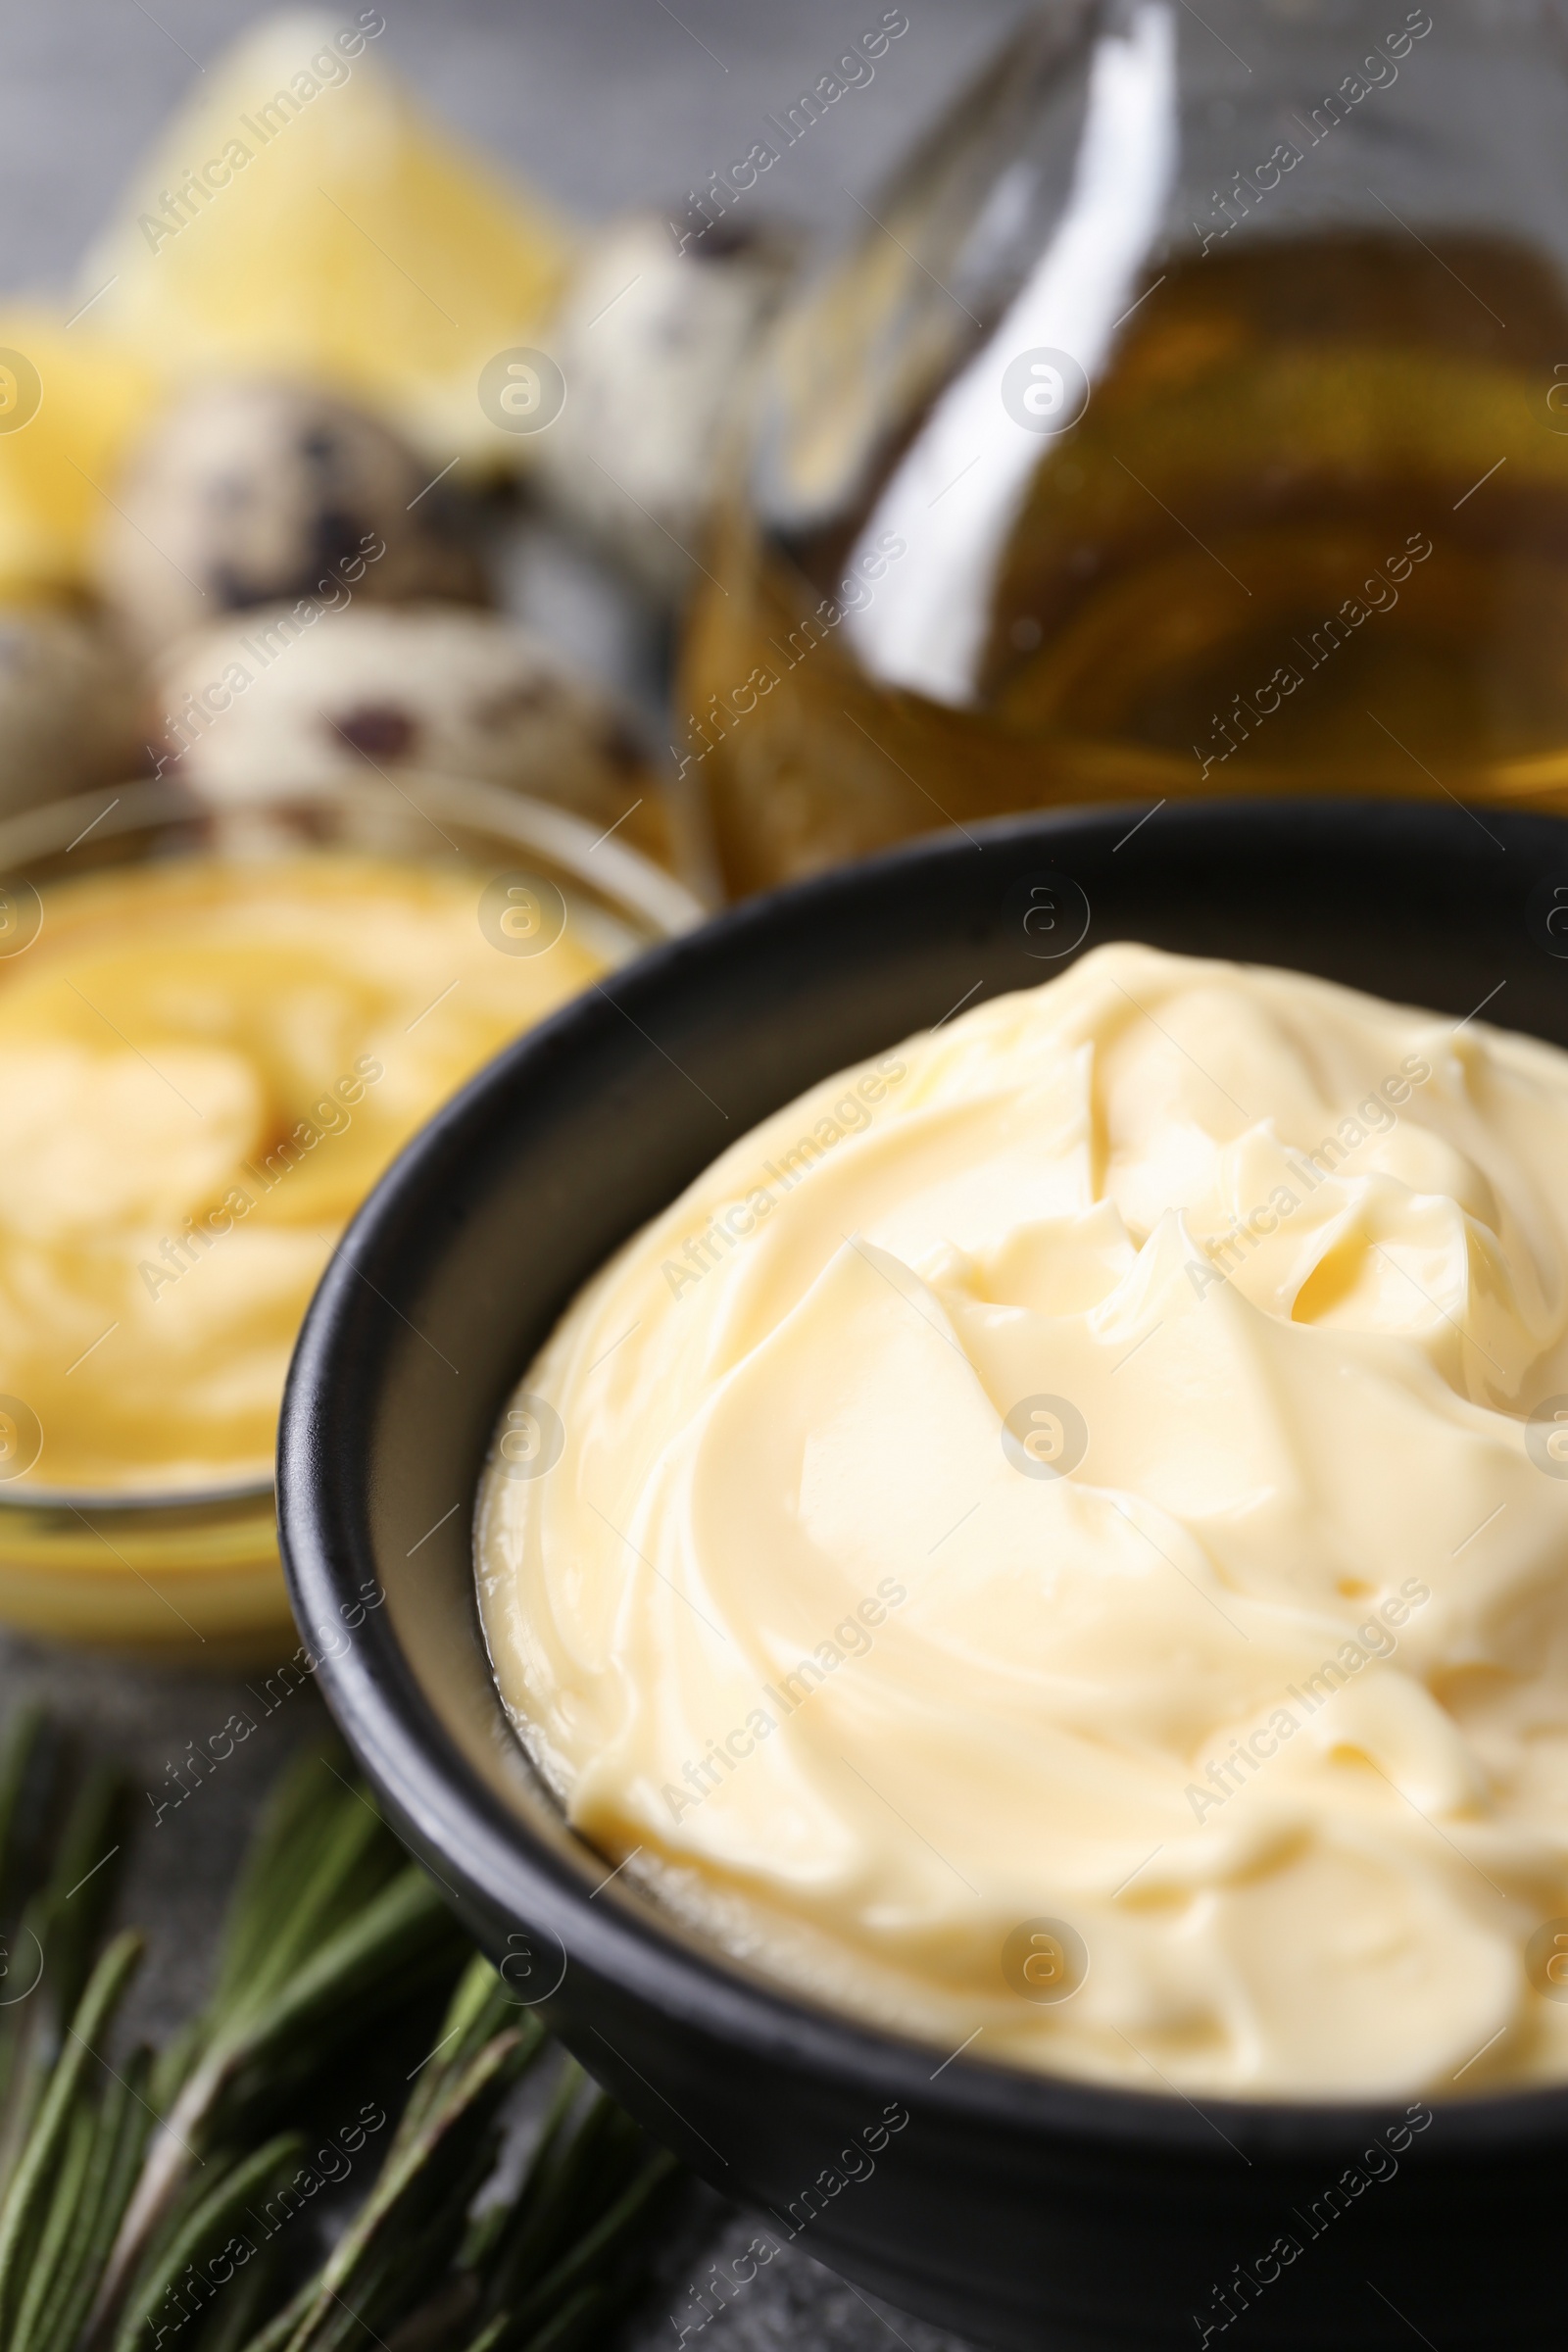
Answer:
[279, 802, 1568, 2352]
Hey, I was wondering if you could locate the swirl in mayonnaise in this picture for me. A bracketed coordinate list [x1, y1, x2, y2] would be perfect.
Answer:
[477, 943, 1568, 2098]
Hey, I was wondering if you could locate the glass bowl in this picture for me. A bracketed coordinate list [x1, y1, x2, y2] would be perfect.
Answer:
[0, 770, 704, 1664]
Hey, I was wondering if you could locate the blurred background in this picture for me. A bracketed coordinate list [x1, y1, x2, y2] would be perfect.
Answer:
[0, 0, 1034, 751]
[1, 0, 1031, 276]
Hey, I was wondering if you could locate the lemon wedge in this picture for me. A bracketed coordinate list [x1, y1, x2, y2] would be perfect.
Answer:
[77, 9, 576, 466]
[0, 313, 161, 603]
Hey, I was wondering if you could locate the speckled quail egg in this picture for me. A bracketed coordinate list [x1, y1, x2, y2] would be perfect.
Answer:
[96, 378, 488, 655]
[147, 601, 671, 863]
[533, 213, 793, 600]
[0, 606, 143, 818]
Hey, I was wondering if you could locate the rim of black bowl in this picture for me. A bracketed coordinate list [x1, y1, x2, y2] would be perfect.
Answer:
[280, 797, 1568, 2168]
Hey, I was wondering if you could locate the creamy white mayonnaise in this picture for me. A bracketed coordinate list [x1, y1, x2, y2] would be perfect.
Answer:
[477, 943, 1568, 2097]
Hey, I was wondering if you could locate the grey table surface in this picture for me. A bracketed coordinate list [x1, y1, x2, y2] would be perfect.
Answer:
[0, 2, 1039, 2347]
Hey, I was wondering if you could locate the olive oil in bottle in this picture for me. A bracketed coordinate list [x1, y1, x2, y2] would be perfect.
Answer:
[679, 3, 1568, 895]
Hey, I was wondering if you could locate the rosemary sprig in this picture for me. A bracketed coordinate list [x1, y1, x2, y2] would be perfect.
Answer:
[0, 1720, 683, 2352]
[0, 1711, 128, 2209]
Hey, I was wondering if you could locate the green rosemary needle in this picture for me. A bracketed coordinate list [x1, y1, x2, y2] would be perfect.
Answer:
[0, 1717, 683, 2352]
